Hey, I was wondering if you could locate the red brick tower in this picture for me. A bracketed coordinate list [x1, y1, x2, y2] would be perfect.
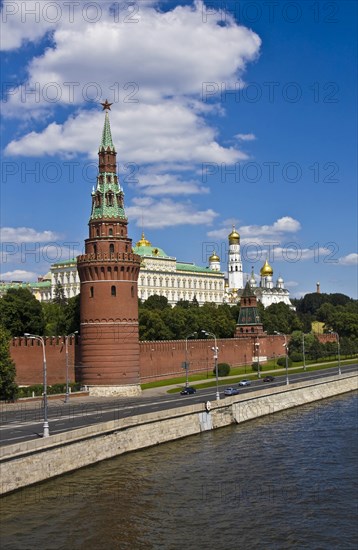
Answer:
[77, 101, 141, 396]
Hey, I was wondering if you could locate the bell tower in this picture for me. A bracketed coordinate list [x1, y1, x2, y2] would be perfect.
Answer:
[77, 101, 141, 396]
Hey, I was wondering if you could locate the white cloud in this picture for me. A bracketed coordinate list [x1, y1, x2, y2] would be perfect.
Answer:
[3, 1, 261, 172]
[0, 226, 61, 243]
[235, 133, 256, 141]
[338, 253, 358, 266]
[240, 216, 301, 237]
[135, 173, 209, 196]
[207, 216, 300, 241]
[0, 0, 57, 51]
[127, 197, 218, 228]
[5, 101, 248, 168]
[0, 269, 39, 282]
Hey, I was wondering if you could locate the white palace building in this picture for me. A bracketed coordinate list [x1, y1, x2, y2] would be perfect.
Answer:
[0, 227, 293, 309]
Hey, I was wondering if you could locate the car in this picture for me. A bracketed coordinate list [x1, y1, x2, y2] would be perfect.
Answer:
[224, 387, 239, 396]
[263, 376, 275, 382]
[238, 379, 251, 387]
[180, 386, 197, 395]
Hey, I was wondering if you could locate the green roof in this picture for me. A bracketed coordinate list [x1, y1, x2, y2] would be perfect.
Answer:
[99, 111, 115, 152]
[176, 262, 223, 275]
[90, 172, 126, 221]
[0, 281, 51, 291]
[52, 258, 77, 267]
[133, 245, 172, 259]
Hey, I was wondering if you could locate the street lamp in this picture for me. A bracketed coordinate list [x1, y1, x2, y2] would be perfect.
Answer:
[184, 332, 197, 388]
[24, 333, 49, 437]
[202, 330, 220, 400]
[65, 331, 78, 403]
[274, 331, 289, 386]
[330, 331, 341, 375]
[302, 333, 306, 371]
[255, 336, 261, 378]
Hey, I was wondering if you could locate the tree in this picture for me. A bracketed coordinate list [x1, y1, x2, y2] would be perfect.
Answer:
[142, 294, 170, 311]
[53, 282, 67, 306]
[0, 288, 45, 336]
[139, 310, 173, 341]
[0, 325, 18, 401]
[261, 303, 303, 334]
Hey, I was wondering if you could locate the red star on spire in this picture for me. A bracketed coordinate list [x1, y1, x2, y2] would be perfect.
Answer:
[101, 99, 113, 111]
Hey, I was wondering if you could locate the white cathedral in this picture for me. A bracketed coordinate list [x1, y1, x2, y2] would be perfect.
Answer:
[0, 226, 293, 309]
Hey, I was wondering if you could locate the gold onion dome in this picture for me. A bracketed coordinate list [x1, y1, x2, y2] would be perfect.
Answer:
[228, 226, 240, 244]
[209, 252, 220, 262]
[260, 259, 273, 276]
[136, 232, 152, 247]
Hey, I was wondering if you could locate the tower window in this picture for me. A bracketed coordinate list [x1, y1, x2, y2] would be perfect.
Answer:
[93, 244, 97, 255]
[111, 286, 116, 296]
[90, 287, 94, 298]
[109, 244, 114, 254]
[109, 228, 113, 236]
[96, 229, 99, 237]
[131, 286, 134, 298]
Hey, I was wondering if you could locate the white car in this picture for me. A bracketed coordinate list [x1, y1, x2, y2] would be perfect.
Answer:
[238, 379, 251, 387]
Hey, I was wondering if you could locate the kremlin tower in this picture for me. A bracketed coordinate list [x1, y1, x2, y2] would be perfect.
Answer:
[77, 101, 141, 396]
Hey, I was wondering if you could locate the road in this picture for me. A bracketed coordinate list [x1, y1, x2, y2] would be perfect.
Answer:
[1, 364, 357, 447]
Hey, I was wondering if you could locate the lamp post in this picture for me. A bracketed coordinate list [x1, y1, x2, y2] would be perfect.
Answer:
[330, 331, 341, 375]
[65, 331, 78, 403]
[255, 337, 261, 378]
[274, 331, 289, 385]
[24, 333, 49, 437]
[202, 330, 219, 400]
[185, 332, 197, 388]
[302, 333, 306, 371]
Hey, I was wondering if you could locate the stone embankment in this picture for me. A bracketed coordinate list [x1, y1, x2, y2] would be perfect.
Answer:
[1, 372, 357, 495]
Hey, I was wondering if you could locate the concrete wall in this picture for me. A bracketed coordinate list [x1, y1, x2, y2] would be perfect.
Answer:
[1, 372, 356, 495]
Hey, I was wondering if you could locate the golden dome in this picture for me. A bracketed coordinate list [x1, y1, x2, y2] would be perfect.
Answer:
[228, 226, 240, 244]
[136, 232, 152, 247]
[209, 252, 220, 262]
[260, 259, 273, 276]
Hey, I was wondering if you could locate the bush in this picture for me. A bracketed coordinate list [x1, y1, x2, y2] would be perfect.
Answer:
[251, 362, 260, 372]
[214, 362, 231, 377]
[277, 357, 293, 368]
[290, 352, 303, 363]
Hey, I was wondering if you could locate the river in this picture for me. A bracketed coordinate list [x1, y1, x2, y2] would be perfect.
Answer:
[1, 392, 357, 550]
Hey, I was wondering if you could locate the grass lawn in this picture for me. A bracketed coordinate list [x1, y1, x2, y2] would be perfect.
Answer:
[141, 356, 357, 392]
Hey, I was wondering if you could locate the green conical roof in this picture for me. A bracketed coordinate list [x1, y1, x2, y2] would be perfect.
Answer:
[90, 111, 125, 221]
[100, 111, 115, 152]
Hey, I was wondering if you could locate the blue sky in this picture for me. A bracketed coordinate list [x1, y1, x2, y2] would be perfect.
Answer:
[1, 0, 357, 298]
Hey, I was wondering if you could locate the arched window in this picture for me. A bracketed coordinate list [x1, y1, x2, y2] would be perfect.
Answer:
[96, 228, 100, 237]
[90, 286, 94, 298]
[93, 244, 97, 255]
[109, 228, 113, 236]
[109, 244, 114, 254]
[111, 286, 116, 296]
[131, 286, 134, 298]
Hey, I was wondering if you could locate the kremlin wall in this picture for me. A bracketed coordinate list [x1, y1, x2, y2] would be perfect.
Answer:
[10, 333, 287, 387]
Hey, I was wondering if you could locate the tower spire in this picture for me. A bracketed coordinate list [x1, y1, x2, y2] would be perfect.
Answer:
[91, 104, 124, 221]
[100, 110, 115, 152]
